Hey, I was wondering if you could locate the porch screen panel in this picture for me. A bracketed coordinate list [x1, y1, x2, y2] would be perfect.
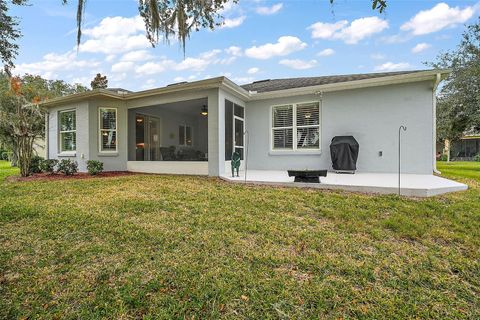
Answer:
[234, 118, 244, 147]
[225, 100, 233, 160]
[179, 125, 185, 145]
[99, 108, 117, 152]
[296, 102, 320, 149]
[272, 105, 293, 150]
[135, 115, 145, 161]
[185, 126, 192, 146]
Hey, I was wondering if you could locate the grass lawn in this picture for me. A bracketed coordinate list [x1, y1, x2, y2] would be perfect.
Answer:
[0, 160, 479, 319]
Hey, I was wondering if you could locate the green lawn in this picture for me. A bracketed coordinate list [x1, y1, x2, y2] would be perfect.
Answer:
[0, 160, 479, 319]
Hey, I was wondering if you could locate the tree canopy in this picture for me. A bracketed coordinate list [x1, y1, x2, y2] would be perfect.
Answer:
[90, 73, 108, 89]
[431, 18, 480, 142]
[0, 73, 88, 173]
[0, 0, 27, 75]
[0, 0, 389, 73]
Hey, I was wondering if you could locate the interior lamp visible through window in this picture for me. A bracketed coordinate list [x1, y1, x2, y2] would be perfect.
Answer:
[200, 105, 208, 116]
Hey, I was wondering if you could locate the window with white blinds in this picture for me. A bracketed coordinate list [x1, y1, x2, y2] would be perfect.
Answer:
[272, 105, 293, 150]
[296, 102, 320, 149]
[59, 110, 76, 153]
[99, 108, 117, 152]
[271, 102, 320, 151]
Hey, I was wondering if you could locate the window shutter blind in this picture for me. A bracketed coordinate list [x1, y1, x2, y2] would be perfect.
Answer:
[296, 103, 319, 126]
[296, 102, 320, 149]
[273, 105, 293, 128]
[101, 109, 116, 130]
[272, 105, 294, 149]
[273, 128, 293, 149]
[99, 108, 117, 152]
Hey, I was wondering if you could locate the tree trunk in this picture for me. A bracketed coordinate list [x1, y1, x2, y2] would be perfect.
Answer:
[445, 139, 451, 162]
[17, 135, 34, 177]
[10, 141, 18, 167]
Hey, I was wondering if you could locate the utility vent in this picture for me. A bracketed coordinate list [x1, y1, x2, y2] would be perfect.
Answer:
[106, 88, 131, 95]
[252, 79, 271, 84]
[167, 81, 188, 87]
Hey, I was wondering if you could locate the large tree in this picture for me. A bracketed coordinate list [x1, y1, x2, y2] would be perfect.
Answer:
[0, 0, 27, 74]
[0, 73, 87, 174]
[1, 0, 388, 72]
[431, 18, 480, 158]
[90, 73, 108, 89]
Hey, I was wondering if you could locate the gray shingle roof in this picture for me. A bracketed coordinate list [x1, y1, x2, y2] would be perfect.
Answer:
[240, 70, 427, 93]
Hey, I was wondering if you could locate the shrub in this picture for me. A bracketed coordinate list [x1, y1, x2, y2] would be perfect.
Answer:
[0, 150, 9, 160]
[40, 159, 58, 174]
[57, 159, 78, 176]
[474, 154, 480, 162]
[438, 154, 448, 161]
[87, 160, 104, 175]
[29, 155, 44, 174]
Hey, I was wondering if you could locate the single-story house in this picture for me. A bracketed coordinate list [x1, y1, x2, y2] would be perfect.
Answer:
[451, 131, 480, 161]
[40, 69, 468, 196]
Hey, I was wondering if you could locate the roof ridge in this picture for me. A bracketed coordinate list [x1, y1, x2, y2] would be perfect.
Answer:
[243, 70, 430, 84]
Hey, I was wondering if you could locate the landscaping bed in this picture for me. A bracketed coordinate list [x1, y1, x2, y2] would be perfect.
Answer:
[6, 171, 134, 182]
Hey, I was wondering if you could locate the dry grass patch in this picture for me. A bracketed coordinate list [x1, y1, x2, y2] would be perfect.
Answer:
[0, 161, 479, 319]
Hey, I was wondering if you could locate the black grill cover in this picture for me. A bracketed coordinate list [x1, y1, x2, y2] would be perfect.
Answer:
[330, 136, 359, 171]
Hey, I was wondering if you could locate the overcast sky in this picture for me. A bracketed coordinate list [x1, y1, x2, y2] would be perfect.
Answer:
[10, 0, 480, 90]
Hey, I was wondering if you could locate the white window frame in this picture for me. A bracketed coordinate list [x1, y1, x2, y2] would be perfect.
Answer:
[270, 101, 321, 153]
[58, 109, 76, 155]
[179, 124, 193, 147]
[98, 107, 118, 153]
[233, 105, 245, 156]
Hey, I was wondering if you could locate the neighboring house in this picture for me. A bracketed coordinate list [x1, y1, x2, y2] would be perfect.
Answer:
[451, 131, 480, 160]
[40, 69, 449, 177]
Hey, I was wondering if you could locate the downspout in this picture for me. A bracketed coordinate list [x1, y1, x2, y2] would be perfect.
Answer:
[45, 111, 49, 160]
[433, 73, 441, 174]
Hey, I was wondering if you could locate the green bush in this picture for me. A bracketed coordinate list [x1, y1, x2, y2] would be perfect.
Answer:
[438, 154, 448, 161]
[0, 148, 8, 160]
[474, 154, 480, 162]
[29, 155, 44, 174]
[86, 160, 104, 175]
[57, 159, 78, 176]
[40, 159, 58, 174]
[0, 151, 8, 160]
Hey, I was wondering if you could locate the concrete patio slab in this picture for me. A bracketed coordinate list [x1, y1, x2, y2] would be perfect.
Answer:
[220, 170, 468, 197]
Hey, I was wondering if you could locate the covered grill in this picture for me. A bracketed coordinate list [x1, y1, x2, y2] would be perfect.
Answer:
[330, 136, 359, 173]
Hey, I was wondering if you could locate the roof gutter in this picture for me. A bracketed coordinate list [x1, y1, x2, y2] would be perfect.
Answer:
[39, 69, 451, 107]
[247, 69, 452, 101]
[40, 77, 228, 108]
[40, 89, 124, 108]
[432, 72, 445, 174]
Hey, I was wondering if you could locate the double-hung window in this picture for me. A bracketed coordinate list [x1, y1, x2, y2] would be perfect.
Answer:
[99, 108, 117, 152]
[59, 110, 76, 153]
[272, 102, 320, 151]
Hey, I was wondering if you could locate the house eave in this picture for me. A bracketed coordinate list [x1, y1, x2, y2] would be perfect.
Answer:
[40, 89, 124, 107]
[246, 69, 452, 101]
[125, 77, 226, 100]
[39, 69, 451, 107]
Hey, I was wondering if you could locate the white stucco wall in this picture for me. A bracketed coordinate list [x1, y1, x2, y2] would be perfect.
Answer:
[47, 101, 90, 172]
[87, 98, 128, 172]
[46, 80, 435, 176]
[245, 81, 434, 174]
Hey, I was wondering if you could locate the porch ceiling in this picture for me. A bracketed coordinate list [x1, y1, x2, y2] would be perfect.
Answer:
[131, 97, 208, 115]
